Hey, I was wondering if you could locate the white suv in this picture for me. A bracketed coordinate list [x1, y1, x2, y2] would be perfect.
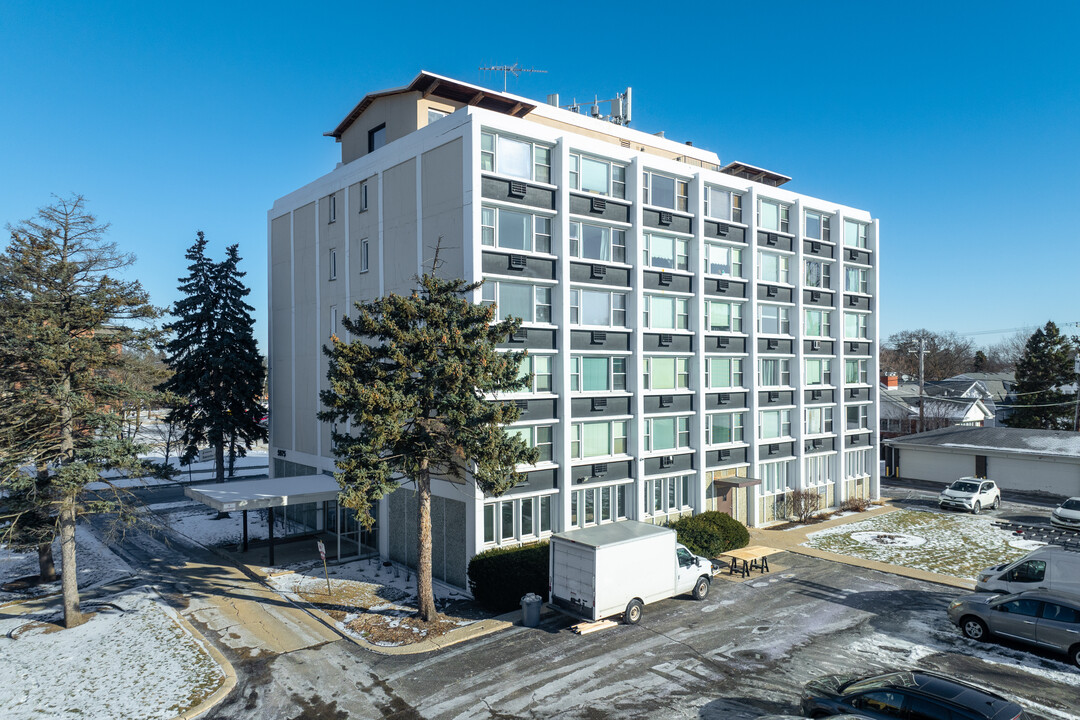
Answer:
[939, 478, 1001, 514]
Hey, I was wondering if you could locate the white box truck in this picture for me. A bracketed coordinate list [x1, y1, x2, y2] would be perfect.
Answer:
[548, 521, 714, 624]
[975, 545, 1080, 597]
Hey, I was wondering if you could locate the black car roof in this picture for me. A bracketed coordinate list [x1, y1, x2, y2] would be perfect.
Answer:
[847, 671, 1021, 718]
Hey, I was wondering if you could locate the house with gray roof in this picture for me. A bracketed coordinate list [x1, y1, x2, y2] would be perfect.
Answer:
[884, 426, 1080, 498]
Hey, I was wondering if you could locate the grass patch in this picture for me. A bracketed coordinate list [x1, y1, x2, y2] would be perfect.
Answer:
[803, 508, 1035, 580]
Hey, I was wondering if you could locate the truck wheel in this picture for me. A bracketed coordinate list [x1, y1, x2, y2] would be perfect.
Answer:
[972, 501, 981, 515]
[961, 616, 988, 641]
[624, 599, 643, 625]
[693, 576, 710, 601]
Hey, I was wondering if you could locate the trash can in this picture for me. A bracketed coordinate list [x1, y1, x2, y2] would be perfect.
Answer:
[520, 592, 542, 628]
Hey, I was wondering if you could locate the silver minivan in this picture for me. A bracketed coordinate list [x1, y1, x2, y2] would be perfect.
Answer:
[948, 590, 1080, 668]
[975, 545, 1080, 597]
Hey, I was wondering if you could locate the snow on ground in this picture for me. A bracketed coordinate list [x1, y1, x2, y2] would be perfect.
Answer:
[268, 556, 474, 646]
[0, 524, 134, 604]
[803, 508, 1039, 580]
[0, 586, 225, 720]
[87, 450, 269, 490]
[142, 503, 271, 549]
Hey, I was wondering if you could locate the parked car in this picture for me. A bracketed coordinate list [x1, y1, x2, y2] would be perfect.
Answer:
[939, 478, 1000, 514]
[1051, 497, 1080, 530]
[975, 545, 1080, 597]
[800, 670, 1029, 719]
[947, 590, 1080, 668]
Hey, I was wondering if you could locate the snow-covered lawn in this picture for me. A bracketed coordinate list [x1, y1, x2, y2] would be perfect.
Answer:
[803, 508, 1040, 580]
[0, 525, 134, 604]
[269, 557, 477, 647]
[141, 502, 273, 549]
[0, 586, 226, 720]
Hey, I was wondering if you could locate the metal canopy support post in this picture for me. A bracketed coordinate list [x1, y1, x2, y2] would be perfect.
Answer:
[336, 502, 341, 561]
[242, 510, 249, 553]
[268, 506, 275, 566]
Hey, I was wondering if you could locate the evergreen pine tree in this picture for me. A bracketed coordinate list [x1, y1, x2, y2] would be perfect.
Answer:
[1007, 321, 1077, 430]
[161, 234, 266, 482]
[0, 195, 159, 627]
[319, 271, 538, 622]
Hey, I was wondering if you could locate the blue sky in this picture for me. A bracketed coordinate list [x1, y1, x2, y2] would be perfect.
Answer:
[2, 1, 1078, 353]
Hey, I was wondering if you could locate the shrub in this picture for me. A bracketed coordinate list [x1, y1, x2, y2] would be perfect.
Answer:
[790, 489, 823, 523]
[840, 496, 871, 513]
[670, 511, 749, 558]
[467, 541, 549, 613]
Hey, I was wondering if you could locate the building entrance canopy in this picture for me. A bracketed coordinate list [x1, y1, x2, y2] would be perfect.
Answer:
[184, 475, 340, 512]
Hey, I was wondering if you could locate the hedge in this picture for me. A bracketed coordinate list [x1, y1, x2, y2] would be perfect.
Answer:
[670, 512, 749, 558]
[467, 541, 549, 612]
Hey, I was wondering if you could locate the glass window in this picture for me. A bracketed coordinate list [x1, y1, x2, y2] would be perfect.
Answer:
[846, 404, 869, 430]
[804, 260, 830, 288]
[570, 222, 625, 264]
[845, 266, 868, 293]
[758, 305, 790, 335]
[759, 358, 790, 386]
[521, 498, 534, 536]
[582, 356, 610, 392]
[708, 412, 745, 444]
[758, 251, 790, 284]
[359, 238, 369, 273]
[644, 295, 689, 330]
[804, 210, 831, 241]
[759, 199, 789, 233]
[844, 312, 869, 339]
[518, 355, 553, 393]
[760, 410, 792, 439]
[483, 504, 495, 543]
[846, 358, 868, 384]
[704, 187, 741, 222]
[540, 495, 552, 533]
[643, 171, 688, 211]
[427, 108, 449, 124]
[498, 135, 532, 179]
[368, 124, 386, 153]
[760, 460, 793, 494]
[481, 131, 552, 182]
[501, 501, 515, 541]
[706, 300, 742, 332]
[705, 243, 742, 277]
[644, 357, 689, 390]
[643, 233, 689, 271]
[805, 309, 831, 337]
[844, 219, 868, 248]
[569, 153, 626, 199]
[805, 407, 834, 434]
[571, 289, 627, 328]
[706, 357, 743, 388]
[583, 422, 610, 457]
[805, 358, 832, 386]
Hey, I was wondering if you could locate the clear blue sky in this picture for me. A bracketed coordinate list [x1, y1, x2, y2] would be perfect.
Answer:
[2, 1, 1078, 353]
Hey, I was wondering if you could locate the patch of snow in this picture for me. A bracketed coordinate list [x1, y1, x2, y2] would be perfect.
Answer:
[850, 531, 926, 548]
[1008, 538, 1048, 551]
[0, 586, 225, 720]
[0, 524, 133, 603]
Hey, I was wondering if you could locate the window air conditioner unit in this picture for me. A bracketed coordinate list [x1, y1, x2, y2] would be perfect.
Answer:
[810, 291, 821, 302]
[848, 249, 859, 261]
[512, 328, 528, 341]
[810, 241, 821, 253]
[811, 389, 822, 400]
[718, 392, 730, 404]
[768, 444, 779, 455]
[590, 197, 607, 213]
[591, 331, 607, 345]
[850, 388, 859, 398]
[766, 233, 778, 246]
[659, 333, 673, 347]
[591, 397, 608, 411]
[812, 439, 823, 449]
[515, 399, 529, 411]
[719, 279, 730, 290]
[659, 271, 673, 286]
[716, 336, 729, 348]
[659, 395, 674, 408]
[766, 286, 777, 297]
[592, 463, 608, 477]
[591, 264, 607, 279]
[768, 391, 779, 402]
[719, 449, 731, 460]
[509, 181, 527, 199]
[509, 254, 527, 270]
[718, 222, 729, 237]
[849, 342, 860, 353]
[767, 339, 779, 350]
[811, 340, 821, 351]
[659, 211, 673, 226]
[848, 295, 858, 306]
[660, 455, 675, 468]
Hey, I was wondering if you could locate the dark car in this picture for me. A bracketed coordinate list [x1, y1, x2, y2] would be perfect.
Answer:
[948, 590, 1080, 668]
[801, 670, 1029, 719]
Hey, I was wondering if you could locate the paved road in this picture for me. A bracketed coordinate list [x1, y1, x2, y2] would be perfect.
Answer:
[108, 493, 1080, 720]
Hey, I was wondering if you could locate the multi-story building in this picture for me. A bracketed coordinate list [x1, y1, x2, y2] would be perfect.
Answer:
[268, 72, 880, 588]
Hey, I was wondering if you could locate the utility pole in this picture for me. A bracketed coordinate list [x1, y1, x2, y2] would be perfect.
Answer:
[910, 337, 929, 433]
[1073, 355, 1079, 432]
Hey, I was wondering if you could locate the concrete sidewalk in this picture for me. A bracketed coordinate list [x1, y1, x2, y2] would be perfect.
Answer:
[746, 501, 977, 590]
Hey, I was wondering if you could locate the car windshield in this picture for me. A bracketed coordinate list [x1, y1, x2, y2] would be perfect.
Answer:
[1061, 498, 1080, 511]
[950, 481, 979, 493]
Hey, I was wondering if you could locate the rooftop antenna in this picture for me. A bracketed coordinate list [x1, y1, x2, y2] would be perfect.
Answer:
[479, 63, 547, 93]
[561, 88, 632, 126]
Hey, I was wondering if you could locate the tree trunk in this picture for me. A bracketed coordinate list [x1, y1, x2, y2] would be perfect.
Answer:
[38, 542, 57, 583]
[59, 500, 84, 628]
[215, 435, 225, 483]
[415, 465, 439, 622]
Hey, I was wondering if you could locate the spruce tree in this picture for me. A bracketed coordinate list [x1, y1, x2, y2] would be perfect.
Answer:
[319, 271, 538, 622]
[1007, 321, 1077, 430]
[0, 195, 159, 627]
[161, 234, 266, 482]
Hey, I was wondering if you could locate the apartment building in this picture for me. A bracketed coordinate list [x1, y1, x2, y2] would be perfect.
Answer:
[268, 72, 880, 587]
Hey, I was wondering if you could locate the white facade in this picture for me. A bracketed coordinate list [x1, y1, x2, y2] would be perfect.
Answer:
[268, 73, 881, 585]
